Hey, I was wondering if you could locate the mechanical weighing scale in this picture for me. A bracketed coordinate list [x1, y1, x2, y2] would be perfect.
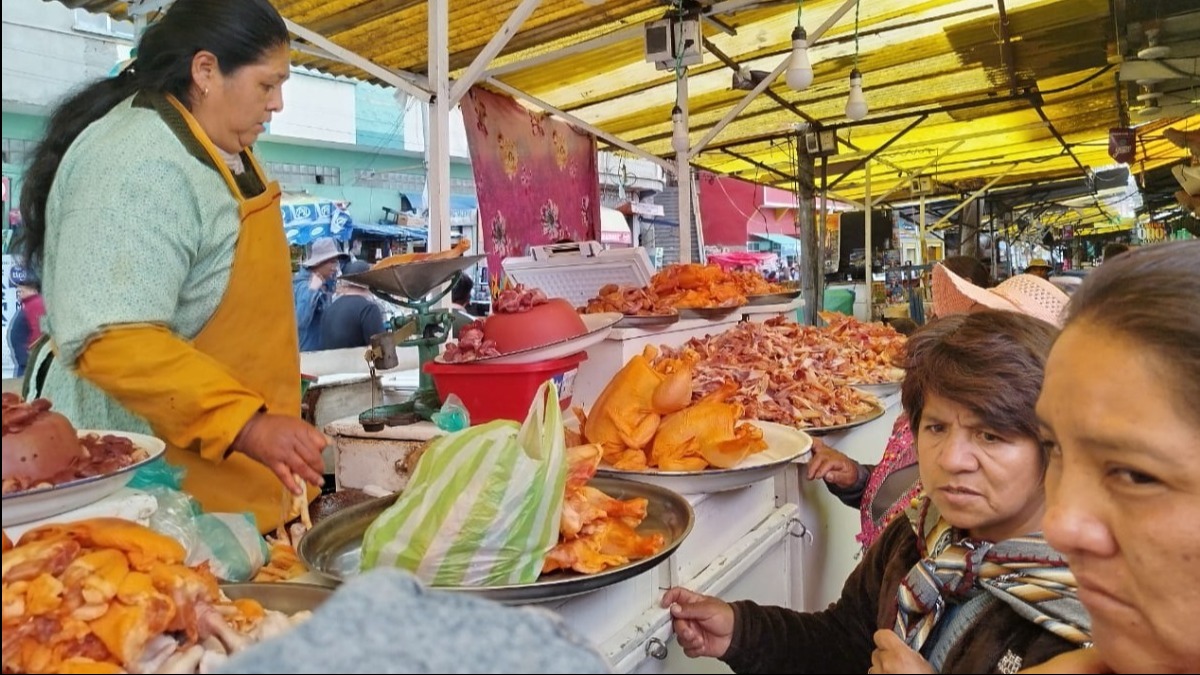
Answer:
[340, 254, 486, 431]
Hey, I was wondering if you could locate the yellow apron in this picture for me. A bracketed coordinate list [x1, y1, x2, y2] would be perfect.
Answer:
[165, 96, 315, 533]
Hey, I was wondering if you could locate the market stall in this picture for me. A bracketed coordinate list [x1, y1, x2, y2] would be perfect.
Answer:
[298, 246, 904, 671]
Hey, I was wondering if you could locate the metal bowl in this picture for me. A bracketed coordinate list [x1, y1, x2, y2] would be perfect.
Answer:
[220, 582, 334, 615]
[676, 305, 743, 320]
[297, 477, 694, 605]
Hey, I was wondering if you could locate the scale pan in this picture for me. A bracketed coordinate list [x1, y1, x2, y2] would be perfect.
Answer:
[344, 254, 486, 299]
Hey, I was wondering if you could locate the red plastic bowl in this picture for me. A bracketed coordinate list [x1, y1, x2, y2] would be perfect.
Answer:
[482, 298, 588, 355]
[423, 351, 588, 424]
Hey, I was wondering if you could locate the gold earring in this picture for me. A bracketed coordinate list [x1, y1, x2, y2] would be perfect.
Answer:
[203, 87, 209, 97]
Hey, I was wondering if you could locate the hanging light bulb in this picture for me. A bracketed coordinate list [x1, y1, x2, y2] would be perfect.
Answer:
[785, 26, 813, 91]
[845, 68, 868, 121]
[671, 105, 689, 155]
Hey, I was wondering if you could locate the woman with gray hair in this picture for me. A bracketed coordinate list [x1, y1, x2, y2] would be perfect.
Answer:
[662, 309, 1090, 673]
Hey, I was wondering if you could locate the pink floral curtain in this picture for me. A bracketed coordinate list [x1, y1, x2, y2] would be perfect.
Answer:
[461, 87, 600, 293]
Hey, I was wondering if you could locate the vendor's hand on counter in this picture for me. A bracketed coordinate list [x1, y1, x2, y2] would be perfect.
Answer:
[806, 439, 862, 489]
[661, 586, 734, 659]
[232, 413, 326, 494]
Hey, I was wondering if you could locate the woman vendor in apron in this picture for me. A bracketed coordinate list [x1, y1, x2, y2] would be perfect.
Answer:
[18, 0, 325, 534]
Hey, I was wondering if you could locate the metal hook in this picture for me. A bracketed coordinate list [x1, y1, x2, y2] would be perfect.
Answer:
[788, 517, 814, 543]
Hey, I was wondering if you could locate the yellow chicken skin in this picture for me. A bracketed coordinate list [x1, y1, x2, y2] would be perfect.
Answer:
[580, 345, 694, 469]
[650, 383, 768, 471]
[2, 519, 268, 675]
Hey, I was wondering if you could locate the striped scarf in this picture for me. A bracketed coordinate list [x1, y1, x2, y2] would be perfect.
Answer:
[893, 498, 1092, 653]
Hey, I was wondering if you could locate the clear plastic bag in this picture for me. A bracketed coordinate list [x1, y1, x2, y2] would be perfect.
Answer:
[431, 393, 471, 432]
[131, 460, 269, 582]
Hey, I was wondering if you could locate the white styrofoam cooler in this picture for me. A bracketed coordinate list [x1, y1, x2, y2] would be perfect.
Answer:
[503, 241, 655, 309]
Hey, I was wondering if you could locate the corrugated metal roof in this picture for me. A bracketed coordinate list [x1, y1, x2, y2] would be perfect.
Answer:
[51, 0, 1200, 233]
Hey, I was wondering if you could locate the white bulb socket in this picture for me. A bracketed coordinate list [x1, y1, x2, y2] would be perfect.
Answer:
[671, 106, 689, 155]
[845, 68, 868, 121]
[786, 26, 814, 91]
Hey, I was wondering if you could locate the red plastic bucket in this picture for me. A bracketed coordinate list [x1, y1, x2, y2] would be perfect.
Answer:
[423, 351, 588, 424]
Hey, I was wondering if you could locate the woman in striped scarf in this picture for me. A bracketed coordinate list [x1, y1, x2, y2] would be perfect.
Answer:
[663, 309, 1091, 673]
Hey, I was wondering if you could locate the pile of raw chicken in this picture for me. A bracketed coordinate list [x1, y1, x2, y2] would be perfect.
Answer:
[571, 345, 768, 472]
[580, 284, 674, 316]
[1, 519, 312, 674]
[649, 263, 787, 309]
[653, 315, 905, 430]
[542, 445, 666, 575]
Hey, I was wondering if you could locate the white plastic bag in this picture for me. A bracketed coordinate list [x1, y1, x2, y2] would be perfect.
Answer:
[360, 381, 568, 586]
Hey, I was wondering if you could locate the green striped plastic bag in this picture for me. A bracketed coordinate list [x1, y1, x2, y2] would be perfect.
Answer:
[359, 381, 568, 586]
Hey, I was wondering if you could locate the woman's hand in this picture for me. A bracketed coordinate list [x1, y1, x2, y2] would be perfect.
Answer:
[661, 587, 735, 659]
[870, 630, 934, 674]
[805, 439, 863, 489]
[232, 413, 327, 494]
[308, 272, 326, 291]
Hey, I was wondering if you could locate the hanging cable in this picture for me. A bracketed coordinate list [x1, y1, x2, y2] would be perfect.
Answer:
[853, 0, 861, 70]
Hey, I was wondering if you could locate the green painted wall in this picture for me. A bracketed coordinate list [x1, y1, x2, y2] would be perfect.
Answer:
[256, 141, 414, 224]
[254, 141, 475, 224]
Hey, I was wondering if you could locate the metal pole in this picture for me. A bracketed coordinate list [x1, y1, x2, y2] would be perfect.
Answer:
[427, 0, 450, 255]
[919, 193, 927, 266]
[676, 70, 692, 264]
[864, 161, 872, 322]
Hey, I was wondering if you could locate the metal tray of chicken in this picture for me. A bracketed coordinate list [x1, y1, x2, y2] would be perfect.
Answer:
[744, 289, 803, 306]
[675, 305, 744, 320]
[613, 311, 681, 329]
[296, 477, 694, 605]
[801, 400, 888, 436]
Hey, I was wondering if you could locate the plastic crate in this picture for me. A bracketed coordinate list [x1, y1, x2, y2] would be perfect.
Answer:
[423, 352, 588, 423]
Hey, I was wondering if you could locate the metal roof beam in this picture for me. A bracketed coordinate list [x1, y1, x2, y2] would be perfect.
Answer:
[869, 140, 965, 207]
[827, 115, 928, 192]
[690, 0, 860, 156]
[449, 0, 543, 107]
[719, 148, 794, 182]
[931, 167, 1017, 231]
[485, 77, 674, 173]
[284, 18, 433, 103]
[702, 37, 817, 126]
[481, 25, 643, 79]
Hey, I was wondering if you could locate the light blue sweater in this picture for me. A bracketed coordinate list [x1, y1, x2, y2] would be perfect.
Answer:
[37, 94, 244, 433]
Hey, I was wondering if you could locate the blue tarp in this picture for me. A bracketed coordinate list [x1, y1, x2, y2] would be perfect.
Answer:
[282, 196, 354, 245]
[351, 222, 428, 240]
[752, 232, 802, 255]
